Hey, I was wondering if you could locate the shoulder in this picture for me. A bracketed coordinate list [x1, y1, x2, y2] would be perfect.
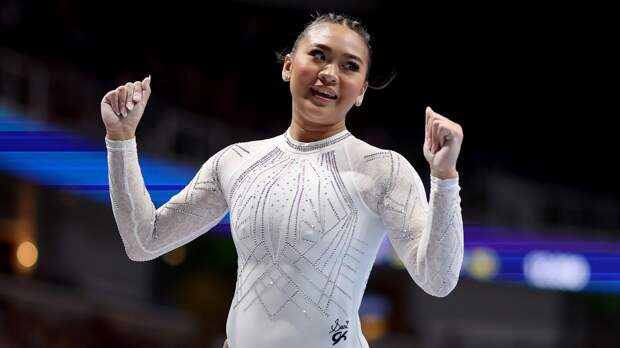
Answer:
[212, 136, 278, 164]
[199, 136, 279, 192]
[346, 136, 423, 193]
[343, 137, 397, 213]
[345, 136, 425, 214]
[345, 136, 410, 181]
[225, 138, 272, 158]
[205, 135, 280, 177]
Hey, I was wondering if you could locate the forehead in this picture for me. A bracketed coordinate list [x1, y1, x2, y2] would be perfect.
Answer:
[299, 23, 369, 61]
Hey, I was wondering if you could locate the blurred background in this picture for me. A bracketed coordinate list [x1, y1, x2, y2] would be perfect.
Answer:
[1, 1, 618, 347]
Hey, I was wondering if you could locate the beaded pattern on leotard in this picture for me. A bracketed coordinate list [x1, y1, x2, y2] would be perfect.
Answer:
[229, 143, 362, 320]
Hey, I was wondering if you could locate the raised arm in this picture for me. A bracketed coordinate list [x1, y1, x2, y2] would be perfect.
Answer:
[101, 77, 228, 261]
[380, 106, 465, 296]
[379, 152, 463, 297]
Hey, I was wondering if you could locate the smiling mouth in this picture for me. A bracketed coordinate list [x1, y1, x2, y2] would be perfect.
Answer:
[310, 87, 337, 100]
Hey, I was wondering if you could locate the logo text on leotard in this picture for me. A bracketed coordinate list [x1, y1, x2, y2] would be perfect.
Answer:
[329, 318, 349, 345]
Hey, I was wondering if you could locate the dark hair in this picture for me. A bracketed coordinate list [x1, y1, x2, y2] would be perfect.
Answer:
[277, 12, 395, 90]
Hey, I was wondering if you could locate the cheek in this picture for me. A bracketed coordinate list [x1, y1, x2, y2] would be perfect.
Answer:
[340, 78, 366, 99]
[293, 62, 318, 83]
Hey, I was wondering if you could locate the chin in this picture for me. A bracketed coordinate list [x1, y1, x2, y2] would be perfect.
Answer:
[293, 97, 347, 125]
[301, 114, 338, 127]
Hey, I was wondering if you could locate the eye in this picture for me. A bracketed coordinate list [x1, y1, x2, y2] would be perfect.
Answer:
[309, 49, 326, 61]
[344, 62, 360, 72]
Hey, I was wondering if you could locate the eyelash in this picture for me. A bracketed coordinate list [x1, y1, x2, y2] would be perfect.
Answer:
[309, 49, 360, 72]
[345, 62, 360, 72]
[310, 49, 326, 61]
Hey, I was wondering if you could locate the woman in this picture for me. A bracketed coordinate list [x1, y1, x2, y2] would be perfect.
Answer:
[101, 13, 464, 348]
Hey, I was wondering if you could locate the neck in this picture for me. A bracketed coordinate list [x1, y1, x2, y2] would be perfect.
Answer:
[289, 116, 347, 142]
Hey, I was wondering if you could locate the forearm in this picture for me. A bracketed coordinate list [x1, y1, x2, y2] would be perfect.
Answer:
[386, 176, 463, 297]
[416, 176, 464, 296]
[373, 152, 464, 297]
[106, 137, 160, 261]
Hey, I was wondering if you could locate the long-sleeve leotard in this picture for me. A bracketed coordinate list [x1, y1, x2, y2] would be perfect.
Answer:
[106, 128, 463, 348]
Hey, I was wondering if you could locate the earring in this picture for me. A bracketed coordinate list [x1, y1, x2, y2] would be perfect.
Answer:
[284, 74, 290, 81]
[355, 99, 362, 107]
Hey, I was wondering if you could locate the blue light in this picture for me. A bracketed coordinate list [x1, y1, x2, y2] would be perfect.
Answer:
[2, 105, 619, 294]
[0, 105, 219, 208]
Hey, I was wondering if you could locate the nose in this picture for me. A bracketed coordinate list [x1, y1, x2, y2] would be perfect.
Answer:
[318, 65, 338, 85]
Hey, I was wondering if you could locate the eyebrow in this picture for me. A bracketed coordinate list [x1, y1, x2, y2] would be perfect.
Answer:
[312, 43, 364, 65]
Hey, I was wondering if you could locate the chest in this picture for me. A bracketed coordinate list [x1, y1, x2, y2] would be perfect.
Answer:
[227, 148, 358, 260]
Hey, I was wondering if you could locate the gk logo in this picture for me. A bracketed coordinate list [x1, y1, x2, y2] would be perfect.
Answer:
[332, 330, 348, 345]
[329, 319, 349, 345]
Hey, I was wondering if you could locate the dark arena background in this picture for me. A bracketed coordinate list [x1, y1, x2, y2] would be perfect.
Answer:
[0, 1, 618, 347]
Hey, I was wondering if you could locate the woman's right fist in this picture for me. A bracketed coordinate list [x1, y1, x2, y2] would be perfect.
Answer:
[101, 76, 151, 139]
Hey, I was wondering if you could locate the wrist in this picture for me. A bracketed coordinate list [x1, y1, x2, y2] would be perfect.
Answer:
[430, 168, 458, 179]
[106, 130, 135, 141]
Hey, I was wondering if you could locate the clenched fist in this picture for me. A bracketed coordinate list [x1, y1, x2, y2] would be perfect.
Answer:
[423, 106, 463, 179]
[101, 76, 151, 140]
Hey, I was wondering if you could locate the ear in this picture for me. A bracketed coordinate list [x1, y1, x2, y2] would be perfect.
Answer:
[355, 81, 369, 107]
[281, 53, 292, 82]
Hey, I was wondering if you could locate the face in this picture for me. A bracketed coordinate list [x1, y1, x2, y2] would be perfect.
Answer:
[282, 22, 369, 127]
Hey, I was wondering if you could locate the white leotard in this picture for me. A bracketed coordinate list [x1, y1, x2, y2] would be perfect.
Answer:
[106, 128, 463, 348]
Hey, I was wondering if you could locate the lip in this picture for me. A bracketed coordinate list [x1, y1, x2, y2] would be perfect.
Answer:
[309, 86, 338, 105]
[310, 92, 336, 105]
[310, 86, 338, 99]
